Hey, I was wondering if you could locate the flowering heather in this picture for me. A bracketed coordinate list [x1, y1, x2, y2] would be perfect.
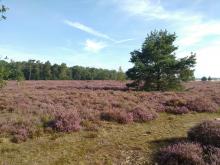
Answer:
[188, 120, 220, 147]
[116, 111, 134, 124]
[131, 107, 158, 122]
[156, 142, 204, 165]
[156, 142, 220, 165]
[0, 80, 219, 140]
[164, 97, 219, 114]
[100, 107, 158, 124]
[11, 128, 29, 143]
[165, 106, 190, 114]
[203, 146, 220, 165]
[165, 98, 187, 107]
[187, 98, 219, 113]
[164, 98, 190, 114]
[100, 110, 133, 124]
[48, 111, 81, 132]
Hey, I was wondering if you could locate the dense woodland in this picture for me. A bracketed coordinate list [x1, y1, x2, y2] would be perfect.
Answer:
[0, 59, 126, 80]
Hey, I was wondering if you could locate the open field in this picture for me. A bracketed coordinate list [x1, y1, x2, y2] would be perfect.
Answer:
[0, 81, 220, 164]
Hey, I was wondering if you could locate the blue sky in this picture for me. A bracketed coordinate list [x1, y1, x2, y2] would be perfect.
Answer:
[0, 0, 220, 78]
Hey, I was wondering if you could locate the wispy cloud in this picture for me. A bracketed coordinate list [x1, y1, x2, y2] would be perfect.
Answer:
[64, 19, 134, 44]
[114, 0, 220, 47]
[84, 39, 106, 53]
[177, 40, 220, 78]
[177, 20, 220, 47]
[64, 19, 113, 41]
[114, 38, 134, 44]
[113, 0, 201, 21]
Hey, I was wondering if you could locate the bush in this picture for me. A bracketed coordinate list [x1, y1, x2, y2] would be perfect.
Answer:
[166, 106, 189, 114]
[117, 111, 133, 124]
[100, 110, 118, 122]
[188, 120, 220, 147]
[201, 76, 207, 81]
[48, 111, 81, 132]
[11, 128, 29, 143]
[203, 146, 220, 165]
[164, 97, 219, 114]
[156, 142, 204, 165]
[164, 99, 190, 114]
[131, 107, 158, 122]
[165, 98, 186, 107]
[100, 110, 133, 124]
[5, 120, 37, 143]
[187, 98, 219, 113]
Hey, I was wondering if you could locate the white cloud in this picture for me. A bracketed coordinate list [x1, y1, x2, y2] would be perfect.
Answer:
[195, 41, 220, 78]
[113, 0, 201, 21]
[114, 0, 220, 47]
[64, 20, 113, 41]
[64, 19, 134, 44]
[177, 20, 220, 47]
[84, 39, 106, 53]
[175, 40, 220, 78]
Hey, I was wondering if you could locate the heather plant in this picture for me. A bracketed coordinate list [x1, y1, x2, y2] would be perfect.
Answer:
[47, 110, 81, 132]
[203, 146, 220, 165]
[117, 111, 134, 124]
[164, 98, 190, 114]
[131, 107, 158, 122]
[100, 110, 133, 124]
[156, 142, 205, 165]
[188, 120, 220, 147]
[166, 106, 189, 114]
[164, 97, 219, 114]
[4, 119, 42, 143]
[165, 98, 187, 107]
[187, 98, 219, 113]
[11, 128, 29, 143]
[100, 107, 158, 124]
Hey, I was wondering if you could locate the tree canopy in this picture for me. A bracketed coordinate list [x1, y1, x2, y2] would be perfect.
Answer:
[201, 76, 207, 81]
[126, 30, 196, 91]
[0, 59, 126, 81]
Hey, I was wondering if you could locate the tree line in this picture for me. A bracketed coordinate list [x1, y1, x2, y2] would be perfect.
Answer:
[0, 59, 126, 81]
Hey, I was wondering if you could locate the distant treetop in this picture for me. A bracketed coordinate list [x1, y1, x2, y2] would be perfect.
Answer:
[0, 59, 127, 81]
[201, 76, 207, 81]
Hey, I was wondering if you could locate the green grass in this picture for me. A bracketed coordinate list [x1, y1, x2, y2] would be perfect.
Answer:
[1, 112, 220, 165]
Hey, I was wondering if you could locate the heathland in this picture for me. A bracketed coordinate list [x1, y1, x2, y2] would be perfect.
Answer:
[0, 81, 219, 164]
